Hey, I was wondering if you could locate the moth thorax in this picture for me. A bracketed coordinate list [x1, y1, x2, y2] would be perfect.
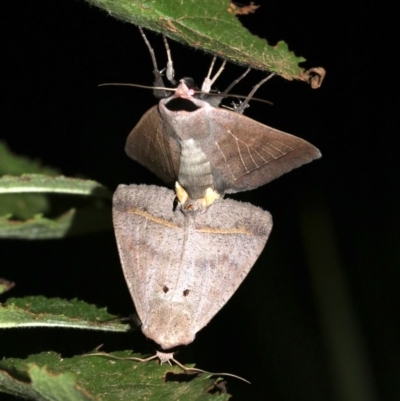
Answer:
[178, 139, 214, 200]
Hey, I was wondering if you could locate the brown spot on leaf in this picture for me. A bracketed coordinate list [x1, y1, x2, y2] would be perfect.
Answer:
[228, 2, 260, 15]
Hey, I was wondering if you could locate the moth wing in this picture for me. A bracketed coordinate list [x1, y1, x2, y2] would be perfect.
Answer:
[125, 106, 180, 184]
[185, 197, 272, 333]
[113, 184, 272, 350]
[202, 108, 321, 193]
[112, 184, 184, 331]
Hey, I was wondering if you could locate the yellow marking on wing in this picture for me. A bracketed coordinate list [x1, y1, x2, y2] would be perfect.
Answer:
[129, 208, 178, 229]
[196, 227, 251, 235]
[129, 208, 251, 235]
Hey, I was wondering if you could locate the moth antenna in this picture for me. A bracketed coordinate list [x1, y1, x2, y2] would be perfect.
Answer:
[98, 83, 273, 106]
[98, 83, 176, 92]
[196, 90, 273, 106]
[162, 35, 176, 85]
[234, 72, 276, 114]
[171, 357, 250, 384]
[201, 56, 227, 93]
[221, 68, 251, 95]
[82, 349, 250, 384]
[82, 350, 159, 363]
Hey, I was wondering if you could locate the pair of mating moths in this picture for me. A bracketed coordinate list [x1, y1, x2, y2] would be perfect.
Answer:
[112, 32, 321, 358]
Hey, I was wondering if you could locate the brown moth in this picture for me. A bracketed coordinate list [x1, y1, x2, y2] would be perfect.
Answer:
[112, 184, 272, 351]
[125, 29, 321, 208]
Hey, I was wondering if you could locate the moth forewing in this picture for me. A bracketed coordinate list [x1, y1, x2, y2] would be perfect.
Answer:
[199, 107, 322, 192]
[112, 184, 272, 350]
[125, 104, 180, 185]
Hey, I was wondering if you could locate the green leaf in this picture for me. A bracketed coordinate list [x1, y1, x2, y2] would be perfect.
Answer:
[0, 174, 112, 239]
[0, 279, 15, 295]
[0, 352, 231, 400]
[0, 358, 96, 400]
[0, 208, 112, 239]
[0, 175, 111, 198]
[86, 0, 325, 85]
[0, 142, 113, 238]
[0, 193, 51, 221]
[0, 141, 59, 177]
[0, 143, 64, 223]
[0, 296, 129, 332]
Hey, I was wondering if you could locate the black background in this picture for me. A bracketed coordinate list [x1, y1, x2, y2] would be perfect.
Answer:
[1, 1, 398, 400]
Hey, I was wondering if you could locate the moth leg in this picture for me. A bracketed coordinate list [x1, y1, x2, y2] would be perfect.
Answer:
[138, 27, 171, 98]
[162, 35, 176, 85]
[175, 181, 189, 205]
[234, 72, 276, 114]
[138, 27, 161, 85]
[222, 67, 251, 96]
[200, 66, 252, 109]
[203, 187, 220, 207]
[201, 56, 227, 93]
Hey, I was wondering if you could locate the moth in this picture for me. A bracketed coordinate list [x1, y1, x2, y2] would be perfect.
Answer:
[113, 184, 272, 352]
[125, 29, 321, 208]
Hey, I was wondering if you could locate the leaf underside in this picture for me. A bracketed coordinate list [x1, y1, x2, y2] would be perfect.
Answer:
[86, 0, 325, 85]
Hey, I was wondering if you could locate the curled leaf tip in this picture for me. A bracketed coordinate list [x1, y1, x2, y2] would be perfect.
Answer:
[302, 67, 326, 89]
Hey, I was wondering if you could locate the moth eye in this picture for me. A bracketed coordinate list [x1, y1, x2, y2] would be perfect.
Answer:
[183, 289, 189, 297]
[181, 77, 196, 89]
[163, 285, 169, 293]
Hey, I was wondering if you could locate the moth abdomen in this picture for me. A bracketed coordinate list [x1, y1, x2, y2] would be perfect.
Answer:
[178, 138, 215, 200]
